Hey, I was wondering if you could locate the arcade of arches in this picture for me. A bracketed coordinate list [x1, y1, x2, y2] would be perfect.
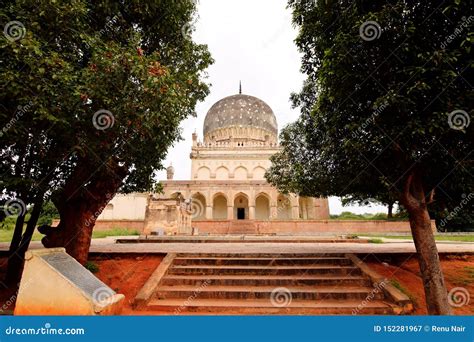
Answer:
[158, 182, 329, 222]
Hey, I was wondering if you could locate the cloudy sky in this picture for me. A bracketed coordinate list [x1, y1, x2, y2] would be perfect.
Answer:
[156, 0, 389, 215]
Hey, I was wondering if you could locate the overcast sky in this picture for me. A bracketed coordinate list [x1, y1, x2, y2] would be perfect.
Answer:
[156, 0, 390, 215]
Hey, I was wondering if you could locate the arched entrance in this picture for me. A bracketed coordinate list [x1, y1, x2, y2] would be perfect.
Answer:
[234, 193, 249, 220]
[191, 193, 206, 220]
[213, 194, 228, 219]
[255, 194, 270, 220]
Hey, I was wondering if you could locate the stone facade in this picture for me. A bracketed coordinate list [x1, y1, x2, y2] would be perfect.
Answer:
[98, 92, 330, 234]
[142, 196, 192, 235]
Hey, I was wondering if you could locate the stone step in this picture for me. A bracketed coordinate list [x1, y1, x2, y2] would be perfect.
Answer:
[160, 274, 371, 287]
[175, 253, 346, 258]
[173, 256, 353, 266]
[168, 265, 361, 276]
[146, 298, 394, 314]
[154, 285, 384, 300]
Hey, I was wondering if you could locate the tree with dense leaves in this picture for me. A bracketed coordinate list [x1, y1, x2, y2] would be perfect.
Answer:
[1, 0, 212, 282]
[341, 192, 398, 218]
[267, 0, 473, 314]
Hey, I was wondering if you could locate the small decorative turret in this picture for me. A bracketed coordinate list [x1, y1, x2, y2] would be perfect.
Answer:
[166, 164, 175, 180]
[192, 130, 198, 146]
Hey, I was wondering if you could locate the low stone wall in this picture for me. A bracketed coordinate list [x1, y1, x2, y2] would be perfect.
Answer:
[51, 219, 144, 232]
[51, 219, 436, 235]
[192, 220, 436, 235]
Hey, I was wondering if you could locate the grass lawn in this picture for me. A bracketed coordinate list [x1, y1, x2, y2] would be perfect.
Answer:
[0, 227, 140, 243]
[360, 234, 474, 242]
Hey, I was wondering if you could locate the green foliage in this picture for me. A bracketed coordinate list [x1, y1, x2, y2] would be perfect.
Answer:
[85, 261, 99, 274]
[367, 238, 384, 244]
[390, 279, 418, 307]
[0, 1, 212, 248]
[330, 211, 407, 220]
[37, 201, 59, 226]
[92, 228, 140, 239]
[267, 0, 473, 228]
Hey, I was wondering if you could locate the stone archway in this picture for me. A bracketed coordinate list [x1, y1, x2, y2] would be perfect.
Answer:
[191, 193, 206, 220]
[213, 193, 228, 219]
[255, 193, 270, 220]
[234, 193, 249, 220]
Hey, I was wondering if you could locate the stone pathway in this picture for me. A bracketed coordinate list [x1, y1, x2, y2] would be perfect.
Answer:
[1, 236, 472, 254]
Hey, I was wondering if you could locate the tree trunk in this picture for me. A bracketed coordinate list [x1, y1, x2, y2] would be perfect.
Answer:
[5, 212, 26, 285]
[6, 198, 43, 285]
[42, 199, 99, 265]
[401, 171, 451, 315]
[387, 202, 393, 219]
[40, 159, 127, 264]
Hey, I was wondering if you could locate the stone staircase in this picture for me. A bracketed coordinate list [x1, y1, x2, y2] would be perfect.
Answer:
[226, 220, 258, 235]
[135, 253, 412, 315]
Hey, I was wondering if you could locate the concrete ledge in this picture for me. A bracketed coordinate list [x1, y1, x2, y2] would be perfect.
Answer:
[133, 253, 176, 309]
[346, 253, 413, 314]
[192, 220, 435, 235]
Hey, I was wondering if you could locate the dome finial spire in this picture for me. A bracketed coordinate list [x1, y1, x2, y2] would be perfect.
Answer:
[239, 80, 242, 94]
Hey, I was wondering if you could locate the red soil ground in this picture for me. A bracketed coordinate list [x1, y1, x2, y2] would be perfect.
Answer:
[0, 254, 472, 315]
[367, 254, 474, 315]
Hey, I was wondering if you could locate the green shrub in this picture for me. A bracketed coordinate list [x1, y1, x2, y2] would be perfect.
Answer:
[85, 261, 99, 273]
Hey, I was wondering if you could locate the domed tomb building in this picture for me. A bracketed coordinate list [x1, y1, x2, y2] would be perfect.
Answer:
[98, 90, 330, 234]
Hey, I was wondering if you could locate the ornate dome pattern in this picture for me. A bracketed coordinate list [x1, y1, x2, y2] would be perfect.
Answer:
[203, 94, 278, 138]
